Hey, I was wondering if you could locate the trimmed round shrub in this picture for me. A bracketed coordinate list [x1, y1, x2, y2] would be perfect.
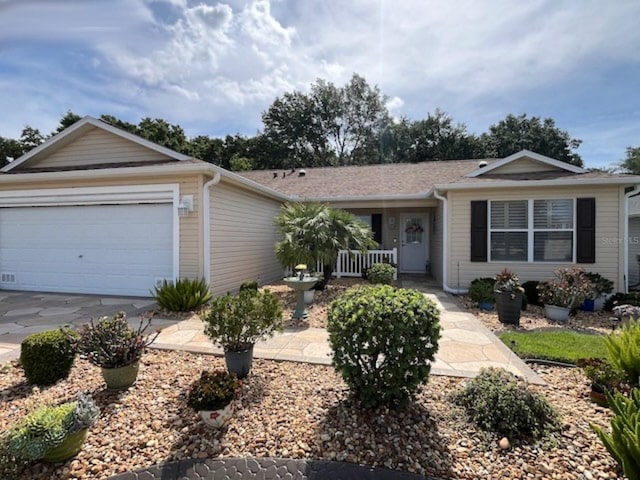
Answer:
[452, 368, 559, 439]
[468, 279, 494, 304]
[327, 285, 441, 409]
[20, 329, 78, 385]
[366, 263, 396, 285]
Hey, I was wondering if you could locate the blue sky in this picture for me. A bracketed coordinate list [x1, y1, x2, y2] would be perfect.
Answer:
[0, 0, 639, 169]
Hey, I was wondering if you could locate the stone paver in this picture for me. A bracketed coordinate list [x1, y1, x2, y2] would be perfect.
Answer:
[0, 282, 543, 384]
[108, 457, 428, 480]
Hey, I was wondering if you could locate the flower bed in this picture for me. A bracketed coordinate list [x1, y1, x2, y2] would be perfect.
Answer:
[0, 351, 618, 479]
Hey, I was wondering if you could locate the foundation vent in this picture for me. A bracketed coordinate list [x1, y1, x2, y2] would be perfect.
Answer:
[1, 272, 16, 284]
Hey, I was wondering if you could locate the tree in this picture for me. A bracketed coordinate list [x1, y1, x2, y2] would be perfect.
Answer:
[620, 147, 640, 175]
[137, 117, 188, 154]
[274, 203, 377, 289]
[0, 136, 24, 168]
[53, 111, 82, 134]
[262, 74, 390, 167]
[481, 114, 583, 166]
[19, 126, 44, 152]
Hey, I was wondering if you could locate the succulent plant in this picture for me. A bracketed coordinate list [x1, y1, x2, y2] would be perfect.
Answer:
[0, 392, 99, 475]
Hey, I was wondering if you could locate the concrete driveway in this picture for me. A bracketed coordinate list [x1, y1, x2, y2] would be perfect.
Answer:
[0, 291, 176, 363]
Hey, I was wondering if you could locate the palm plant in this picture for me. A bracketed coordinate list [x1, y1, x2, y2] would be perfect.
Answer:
[274, 202, 376, 289]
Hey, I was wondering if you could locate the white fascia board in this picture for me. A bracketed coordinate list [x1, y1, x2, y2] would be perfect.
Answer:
[210, 164, 291, 202]
[465, 150, 585, 177]
[2, 116, 191, 173]
[298, 192, 432, 202]
[0, 162, 213, 182]
[435, 177, 640, 191]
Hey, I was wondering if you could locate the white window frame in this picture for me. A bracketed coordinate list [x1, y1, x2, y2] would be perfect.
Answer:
[488, 198, 576, 263]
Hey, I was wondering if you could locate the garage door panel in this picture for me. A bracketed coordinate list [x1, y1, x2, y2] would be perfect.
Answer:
[0, 204, 173, 297]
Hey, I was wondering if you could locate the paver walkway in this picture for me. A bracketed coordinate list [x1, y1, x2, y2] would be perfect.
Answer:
[0, 283, 542, 384]
[0, 291, 177, 364]
[153, 279, 543, 384]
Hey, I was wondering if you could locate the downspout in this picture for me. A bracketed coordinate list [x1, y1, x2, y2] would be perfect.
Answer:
[203, 173, 222, 287]
[433, 189, 467, 295]
[624, 185, 640, 292]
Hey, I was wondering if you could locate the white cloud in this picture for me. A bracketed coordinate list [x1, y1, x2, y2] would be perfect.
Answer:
[1, 0, 639, 167]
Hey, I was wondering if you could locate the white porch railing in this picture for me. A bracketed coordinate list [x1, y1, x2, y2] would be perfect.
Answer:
[333, 248, 398, 280]
[285, 248, 398, 280]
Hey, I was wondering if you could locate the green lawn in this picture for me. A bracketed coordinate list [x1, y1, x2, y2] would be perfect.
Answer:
[498, 330, 608, 364]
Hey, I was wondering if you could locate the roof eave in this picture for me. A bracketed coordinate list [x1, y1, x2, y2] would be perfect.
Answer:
[1, 116, 192, 173]
[436, 177, 640, 191]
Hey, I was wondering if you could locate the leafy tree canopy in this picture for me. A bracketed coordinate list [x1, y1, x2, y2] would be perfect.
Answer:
[2, 77, 589, 170]
[620, 146, 640, 175]
[480, 113, 583, 166]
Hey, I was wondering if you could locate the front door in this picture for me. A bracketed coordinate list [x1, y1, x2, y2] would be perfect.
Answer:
[399, 214, 428, 273]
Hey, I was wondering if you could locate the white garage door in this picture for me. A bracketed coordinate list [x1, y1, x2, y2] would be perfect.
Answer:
[0, 203, 173, 297]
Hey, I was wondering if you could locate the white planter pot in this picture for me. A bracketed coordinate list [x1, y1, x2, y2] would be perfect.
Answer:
[199, 403, 234, 429]
[593, 296, 606, 312]
[544, 304, 570, 323]
[303, 290, 315, 305]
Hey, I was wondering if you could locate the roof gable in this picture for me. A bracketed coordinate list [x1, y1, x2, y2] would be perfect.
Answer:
[465, 150, 585, 177]
[2, 116, 191, 173]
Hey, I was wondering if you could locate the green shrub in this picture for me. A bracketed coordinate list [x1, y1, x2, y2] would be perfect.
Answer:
[522, 280, 542, 306]
[327, 285, 441, 410]
[604, 319, 640, 384]
[186, 370, 239, 411]
[366, 263, 396, 285]
[468, 279, 494, 304]
[75, 312, 159, 369]
[204, 289, 284, 352]
[470, 277, 496, 288]
[592, 388, 640, 480]
[239, 280, 259, 293]
[20, 329, 78, 385]
[585, 272, 614, 296]
[604, 292, 640, 312]
[452, 368, 559, 439]
[153, 278, 212, 312]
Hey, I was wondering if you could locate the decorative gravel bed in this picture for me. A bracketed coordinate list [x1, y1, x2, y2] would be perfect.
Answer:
[0, 351, 619, 480]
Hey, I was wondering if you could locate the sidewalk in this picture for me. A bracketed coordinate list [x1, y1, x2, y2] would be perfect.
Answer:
[152, 288, 543, 385]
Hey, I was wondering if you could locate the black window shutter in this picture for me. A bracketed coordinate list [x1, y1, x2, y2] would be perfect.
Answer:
[470, 201, 488, 262]
[371, 214, 383, 245]
[576, 197, 596, 263]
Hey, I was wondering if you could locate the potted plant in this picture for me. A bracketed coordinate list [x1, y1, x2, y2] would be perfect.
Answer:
[581, 273, 614, 311]
[468, 278, 496, 311]
[576, 358, 630, 407]
[204, 289, 283, 378]
[538, 267, 593, 322]
[74, 312, 160, 390]
[493, 269, 524, 325]
[186, 370, 240, 428]
[0, 391, 99, 476]
[613, 304, 640, 327]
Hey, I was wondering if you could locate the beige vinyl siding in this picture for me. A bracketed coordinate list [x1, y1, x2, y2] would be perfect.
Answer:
[30, 127, 172, 169]
[430, 201, 443, 282]
[448, 185, 624, 291]
[209, 182, 283, 296]
[488, 158, 560, 174]
[0, 174, 203, 280]
[629, 217, 640, 286]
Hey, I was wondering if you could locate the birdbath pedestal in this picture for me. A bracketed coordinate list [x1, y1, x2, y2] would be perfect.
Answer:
[283, 276, 318, 319]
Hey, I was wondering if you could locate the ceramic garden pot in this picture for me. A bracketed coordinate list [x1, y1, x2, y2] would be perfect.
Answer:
[494, 291, 522, 325]
[43, 428, 89, 463]
[199, 403, 234, 429]
[478, 300, 495, 311]
[224, 345, 254, 379]
[544, 304, 571, 323]
[101, 362, 140, 390]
